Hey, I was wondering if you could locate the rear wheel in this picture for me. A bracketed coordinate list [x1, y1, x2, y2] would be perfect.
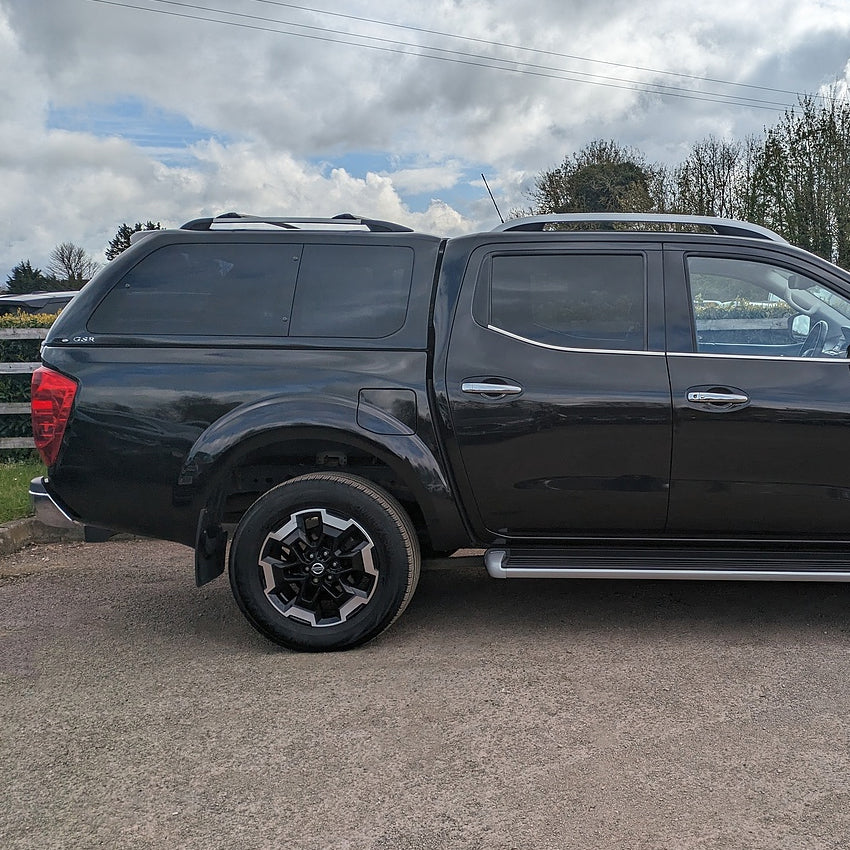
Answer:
[229, 472, 420, 651]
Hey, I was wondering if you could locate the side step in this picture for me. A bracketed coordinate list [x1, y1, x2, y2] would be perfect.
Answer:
[484, 546, 850, 582]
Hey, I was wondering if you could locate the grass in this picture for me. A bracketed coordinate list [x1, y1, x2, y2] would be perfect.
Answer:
[0, 460, 45, 524]
[0, 311, 55, 522]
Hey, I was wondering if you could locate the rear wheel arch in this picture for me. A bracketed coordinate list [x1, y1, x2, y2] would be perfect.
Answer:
[192, 426, 458, 554]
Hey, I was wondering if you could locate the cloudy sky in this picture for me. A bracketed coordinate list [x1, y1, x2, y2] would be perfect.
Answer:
[3, 0, 850, 283]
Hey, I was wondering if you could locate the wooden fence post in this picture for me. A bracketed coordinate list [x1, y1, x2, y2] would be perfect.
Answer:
[0, 327, 49, 450]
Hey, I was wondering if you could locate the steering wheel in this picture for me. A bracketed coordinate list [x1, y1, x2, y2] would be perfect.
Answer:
[800, 320, 828, 357]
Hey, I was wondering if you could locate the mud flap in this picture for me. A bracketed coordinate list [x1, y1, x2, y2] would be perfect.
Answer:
[194, 510, 228, 586]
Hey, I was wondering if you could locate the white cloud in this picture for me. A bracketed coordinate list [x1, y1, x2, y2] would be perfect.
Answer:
[3, 0, 850, 280]
[377, 163, 464, 196]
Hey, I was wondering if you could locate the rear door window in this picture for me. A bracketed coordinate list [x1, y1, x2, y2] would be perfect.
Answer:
[482, 252, 647, 351]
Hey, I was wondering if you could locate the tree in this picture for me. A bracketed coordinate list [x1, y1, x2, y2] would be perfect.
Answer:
[746, 95, 850, 266]
[47, 242, 100, 287]
[670, 137, 751, 219]
[527, 139, 663, 216]
[5, 260, 49, 294]
[106, 221, 162, 261]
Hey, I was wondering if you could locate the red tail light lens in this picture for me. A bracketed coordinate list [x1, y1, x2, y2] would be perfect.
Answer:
[31, 367, 78, 466]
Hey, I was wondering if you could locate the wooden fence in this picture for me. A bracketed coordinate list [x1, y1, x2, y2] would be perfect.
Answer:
[0, 327, 48, 450]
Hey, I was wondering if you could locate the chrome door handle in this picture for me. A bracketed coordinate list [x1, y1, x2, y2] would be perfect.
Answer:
[687, 391, 749, 404]
[462, 382, 523, 396]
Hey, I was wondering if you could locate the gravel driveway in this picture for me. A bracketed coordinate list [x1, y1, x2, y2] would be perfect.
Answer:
[2, 538, 849, 849]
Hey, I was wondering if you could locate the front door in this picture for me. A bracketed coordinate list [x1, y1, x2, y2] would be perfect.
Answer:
[444, 243, 672, 538]
[666, 246, 850, 535]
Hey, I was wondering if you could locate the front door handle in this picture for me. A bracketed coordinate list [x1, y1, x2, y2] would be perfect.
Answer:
[687, 391, 749, 404]
[462, 381, 523, 397]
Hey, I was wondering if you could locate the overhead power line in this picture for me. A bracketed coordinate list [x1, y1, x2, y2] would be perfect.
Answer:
[248, 0, 821, 103]
[85, 0, 807, 112]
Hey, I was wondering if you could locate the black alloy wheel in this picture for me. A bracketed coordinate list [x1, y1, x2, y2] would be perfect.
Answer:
[229, 473, 420, 651]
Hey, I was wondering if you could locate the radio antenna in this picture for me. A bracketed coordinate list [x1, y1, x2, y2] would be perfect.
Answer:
[481, 173, 504, 224]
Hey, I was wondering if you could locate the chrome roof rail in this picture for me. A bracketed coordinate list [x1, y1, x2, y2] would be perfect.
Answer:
[180, 212, 413, 233]
[493, 214, 788, 243]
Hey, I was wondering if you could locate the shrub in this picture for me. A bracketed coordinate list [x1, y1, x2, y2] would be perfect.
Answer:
[692, 300, 792, 320]
[0, 311, 60, 329]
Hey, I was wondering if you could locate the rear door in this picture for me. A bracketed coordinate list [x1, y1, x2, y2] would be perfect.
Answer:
[443, 240, 672, 538]
[665, 243, 850, 535]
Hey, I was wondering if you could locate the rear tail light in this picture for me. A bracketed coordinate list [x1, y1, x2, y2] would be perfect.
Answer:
[31, 367, 78, 467]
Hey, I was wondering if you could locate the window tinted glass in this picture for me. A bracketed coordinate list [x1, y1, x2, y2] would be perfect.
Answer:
[686, 256, 850, 357]
[89, 243, 297, 336]
[489, 253, 646, 350]
[289, 245, 413, 338]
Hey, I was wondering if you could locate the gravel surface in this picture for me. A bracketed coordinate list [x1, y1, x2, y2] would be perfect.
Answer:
[2, 538, 850, 849]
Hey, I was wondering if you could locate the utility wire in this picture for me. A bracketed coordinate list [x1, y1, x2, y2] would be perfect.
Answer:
[149, 0, 791, 108]
[248, 0, 822, 103]
[146, 0, 794, 108]
[86, 0, 800, 111]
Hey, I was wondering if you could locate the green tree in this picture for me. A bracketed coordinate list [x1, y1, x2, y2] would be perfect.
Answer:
[517, 98, 850, 268]
[4, 260, 49, 294]
[527, 139, 663, 216]
[106, 221, 162, 261]
[749, 96, 850, 266]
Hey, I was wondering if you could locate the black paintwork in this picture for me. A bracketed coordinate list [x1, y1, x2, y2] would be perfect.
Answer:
[40, 226, 850, 563]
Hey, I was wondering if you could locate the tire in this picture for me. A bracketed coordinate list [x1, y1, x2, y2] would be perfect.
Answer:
[229, 472, 420, 651]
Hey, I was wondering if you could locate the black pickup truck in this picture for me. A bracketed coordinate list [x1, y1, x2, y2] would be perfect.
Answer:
[30, 212, 850, 650]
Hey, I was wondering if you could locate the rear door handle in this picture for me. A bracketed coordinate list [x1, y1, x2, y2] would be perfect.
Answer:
[687, 391, 749, 404]
[462, 381, 523, 397]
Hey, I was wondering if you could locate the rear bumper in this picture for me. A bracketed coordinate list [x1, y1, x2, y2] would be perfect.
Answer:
[29, 477, 80, 529]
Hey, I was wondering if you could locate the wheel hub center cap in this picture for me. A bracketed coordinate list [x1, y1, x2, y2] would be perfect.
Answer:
[309, 562, 327, 576]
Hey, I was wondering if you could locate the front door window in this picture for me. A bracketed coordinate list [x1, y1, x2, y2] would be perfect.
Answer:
[687, 256, 850, 359]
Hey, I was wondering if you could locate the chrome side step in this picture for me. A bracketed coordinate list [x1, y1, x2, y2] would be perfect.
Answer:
[484, 547, 850, 583]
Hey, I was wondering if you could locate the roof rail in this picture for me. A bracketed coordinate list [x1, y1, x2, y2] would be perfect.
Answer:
[492, 214, 788, 243]
[180, 212, 413, 233]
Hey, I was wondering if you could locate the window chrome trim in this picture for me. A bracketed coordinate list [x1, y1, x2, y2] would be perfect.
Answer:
[486, 324, 847, 362]
[667, 351, 847, 364]
[486, 324, 664, 356]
